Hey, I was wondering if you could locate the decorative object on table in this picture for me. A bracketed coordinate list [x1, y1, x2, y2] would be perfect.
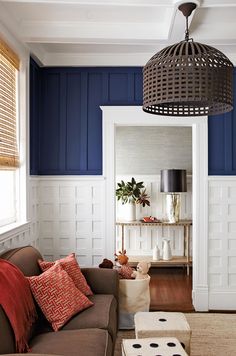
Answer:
[160, 169, 187, 223]
[131, 261, 151, 280]
[162, 239, 172, 261]
[114, 250, 134, 279]
[152, 245, 160, 261]
[143, 1, 233, 117]
[142, 216, 159, 223]
[98, 258, 114, 269]
[116, 178, 150, 221]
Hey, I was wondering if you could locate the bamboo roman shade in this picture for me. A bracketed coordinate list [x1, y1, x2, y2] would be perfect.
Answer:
[0, 38, 20, 169]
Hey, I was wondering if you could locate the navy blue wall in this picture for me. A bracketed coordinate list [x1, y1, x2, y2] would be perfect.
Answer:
[30, 60, 142, 175]
[208, 70, 236, 175]
[30, 59, 236, 175]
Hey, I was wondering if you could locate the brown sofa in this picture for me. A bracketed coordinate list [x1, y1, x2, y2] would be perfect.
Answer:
[0, 246, 119, 356]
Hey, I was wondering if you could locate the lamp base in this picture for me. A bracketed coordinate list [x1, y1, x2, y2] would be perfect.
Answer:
[166, 194, 180, 223]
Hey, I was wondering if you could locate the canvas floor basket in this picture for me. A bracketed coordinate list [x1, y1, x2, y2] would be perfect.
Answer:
[119, 276, 150, 329]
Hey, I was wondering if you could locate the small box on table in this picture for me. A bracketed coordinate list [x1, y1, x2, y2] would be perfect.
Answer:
[122, 337, 188, 356]
[134, 311, 191, 354]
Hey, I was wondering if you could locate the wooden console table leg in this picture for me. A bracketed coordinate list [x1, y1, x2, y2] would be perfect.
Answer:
[183, 226, 187, 274]
[121, 224, 125, 252]
[186, 225, 190, 276]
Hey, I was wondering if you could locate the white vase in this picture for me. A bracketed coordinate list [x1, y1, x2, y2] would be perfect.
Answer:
[162, 239, 172, 260]
[122, 201, 136, 221]
[152, 245, 160, 261]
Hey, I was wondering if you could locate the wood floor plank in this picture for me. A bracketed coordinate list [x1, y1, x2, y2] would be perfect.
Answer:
[149, 267, 194, 312]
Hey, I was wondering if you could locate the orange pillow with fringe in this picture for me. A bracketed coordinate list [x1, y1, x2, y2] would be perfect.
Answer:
[38, 253, 93, 296]
[28, 262, 93, 331]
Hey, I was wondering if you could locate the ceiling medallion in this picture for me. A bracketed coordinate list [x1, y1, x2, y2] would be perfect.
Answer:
[143, 2, 234, 116]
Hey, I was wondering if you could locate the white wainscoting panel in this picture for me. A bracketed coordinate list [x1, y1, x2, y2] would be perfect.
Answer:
[39, 177, 105, 267]
[0, 223, 32, 253]
[208, 177, 236, 309]
[116, 175, 192, 256]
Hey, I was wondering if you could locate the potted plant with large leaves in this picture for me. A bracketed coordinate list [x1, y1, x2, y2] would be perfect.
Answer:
[116, 177, 150, 221]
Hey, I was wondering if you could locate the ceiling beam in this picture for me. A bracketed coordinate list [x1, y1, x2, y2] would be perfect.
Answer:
[19, 21, 168, 43]
[0, 0, 173, 6]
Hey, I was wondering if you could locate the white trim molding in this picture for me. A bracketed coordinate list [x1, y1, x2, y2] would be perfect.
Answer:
[101, 105, 209, 311]
[209, 291, 236, 310]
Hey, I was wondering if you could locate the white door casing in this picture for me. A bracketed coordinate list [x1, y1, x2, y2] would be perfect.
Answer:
[101, 106, 208, 311]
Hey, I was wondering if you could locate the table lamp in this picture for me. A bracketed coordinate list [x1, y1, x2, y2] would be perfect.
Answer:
[160, 169, 187, 223]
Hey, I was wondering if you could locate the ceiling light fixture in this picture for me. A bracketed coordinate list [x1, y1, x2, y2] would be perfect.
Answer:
[143, 2, 233, 116]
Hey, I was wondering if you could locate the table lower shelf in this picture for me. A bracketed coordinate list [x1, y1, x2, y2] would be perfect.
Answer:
[128, 255, 192, 269]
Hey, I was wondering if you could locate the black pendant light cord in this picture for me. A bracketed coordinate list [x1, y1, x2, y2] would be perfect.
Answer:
[178, 2, 198, 42]
[185, 16, 189, 41]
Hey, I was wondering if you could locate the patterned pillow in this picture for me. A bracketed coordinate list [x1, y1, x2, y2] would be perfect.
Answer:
[28, 262, 93, 331]
[38, 253, 93, 296]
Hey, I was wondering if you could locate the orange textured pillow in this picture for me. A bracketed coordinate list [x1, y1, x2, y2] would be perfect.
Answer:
[38, 253, 93, 296]
[28, 263, 93, 331]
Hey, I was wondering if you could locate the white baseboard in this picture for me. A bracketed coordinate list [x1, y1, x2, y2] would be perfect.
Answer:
[192, 286, 209, 311]
[209, 291, 236, 310]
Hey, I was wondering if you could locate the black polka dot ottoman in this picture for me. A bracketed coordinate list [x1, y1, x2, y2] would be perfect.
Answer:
[122, 337, 188, 356]
[134, 312, 191, 355]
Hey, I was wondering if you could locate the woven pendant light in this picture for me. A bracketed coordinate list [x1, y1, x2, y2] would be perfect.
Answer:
[143, 2, 234, 116]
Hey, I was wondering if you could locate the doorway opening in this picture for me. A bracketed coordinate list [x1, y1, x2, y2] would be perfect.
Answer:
[101, 106, 209, 311]
[115, 125, 193, 311]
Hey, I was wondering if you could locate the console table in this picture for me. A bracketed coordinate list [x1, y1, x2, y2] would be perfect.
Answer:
[116, 220, 192, 275]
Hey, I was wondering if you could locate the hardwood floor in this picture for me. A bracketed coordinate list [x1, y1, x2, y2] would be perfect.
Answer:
[149, 267, 194, 312]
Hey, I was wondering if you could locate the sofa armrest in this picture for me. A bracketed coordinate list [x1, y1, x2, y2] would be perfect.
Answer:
[81, 268, 119, 301]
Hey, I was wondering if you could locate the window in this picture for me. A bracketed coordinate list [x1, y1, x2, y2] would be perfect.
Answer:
[0, 38, 20, 228]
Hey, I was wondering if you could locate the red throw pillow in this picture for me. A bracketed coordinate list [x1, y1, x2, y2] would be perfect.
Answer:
[38, 253, 93, 296]
[28, 263, 93, 331]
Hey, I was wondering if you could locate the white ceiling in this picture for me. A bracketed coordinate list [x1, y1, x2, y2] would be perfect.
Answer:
[1, 0, 236, 66]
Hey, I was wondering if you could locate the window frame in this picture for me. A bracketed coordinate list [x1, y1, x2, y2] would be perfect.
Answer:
[0, 34, 28, 236]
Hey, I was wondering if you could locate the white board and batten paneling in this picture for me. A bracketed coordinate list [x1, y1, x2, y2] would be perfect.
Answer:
[38, 176, 105, 267]
[208, 177, 236, 310]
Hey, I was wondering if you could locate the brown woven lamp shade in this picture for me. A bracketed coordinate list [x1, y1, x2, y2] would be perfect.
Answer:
[143, 4, 234, 116]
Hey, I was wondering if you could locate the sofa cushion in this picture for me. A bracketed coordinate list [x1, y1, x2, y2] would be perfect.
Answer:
[0, 246, 43, 277]
[0, 306, 15, 354]
[30, 329, 113, 356]
[62, 294, 117, 341]
[28, 263, 93, 331]
[38, 253, 93, 296]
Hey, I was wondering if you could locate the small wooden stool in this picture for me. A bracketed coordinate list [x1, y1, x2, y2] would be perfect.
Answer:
[134, 312, 191, 354]
[122, 337, 188, 356]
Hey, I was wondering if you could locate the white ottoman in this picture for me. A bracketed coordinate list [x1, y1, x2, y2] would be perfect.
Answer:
[122, 337, 188, 356]
[134, 312, 191, 355]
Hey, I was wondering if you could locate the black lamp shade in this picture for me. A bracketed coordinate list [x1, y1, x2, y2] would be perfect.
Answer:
[160, 169, 187, 193]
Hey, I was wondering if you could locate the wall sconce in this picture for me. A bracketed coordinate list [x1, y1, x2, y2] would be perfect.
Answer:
[160, 169, 187, 223]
